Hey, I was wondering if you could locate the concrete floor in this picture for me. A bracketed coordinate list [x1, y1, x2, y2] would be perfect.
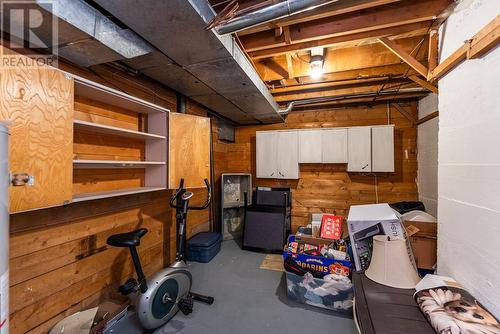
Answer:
[154, 239, 357, 334]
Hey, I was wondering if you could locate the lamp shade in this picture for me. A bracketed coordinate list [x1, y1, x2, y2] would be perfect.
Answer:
[365, 235, 420, 289]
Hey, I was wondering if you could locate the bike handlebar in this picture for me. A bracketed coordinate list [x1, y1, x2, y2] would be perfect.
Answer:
[169, 178, 211, 210]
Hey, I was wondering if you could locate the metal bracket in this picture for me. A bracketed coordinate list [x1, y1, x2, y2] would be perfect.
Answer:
[10, 173, 35, 186]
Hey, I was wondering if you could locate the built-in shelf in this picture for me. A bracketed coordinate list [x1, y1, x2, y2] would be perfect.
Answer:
[73, 76, 169, 115]
[72, 187, 166, 202]
[73, 160, 166, 169]
[74, 120, 166, 140]
[224, 201, 245, 208]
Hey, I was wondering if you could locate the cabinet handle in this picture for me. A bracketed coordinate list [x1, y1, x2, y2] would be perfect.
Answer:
[362, 164, 369, 170]
[270, 172, 274, 176]
[10, 173, 35, 186]
[279, 171, 284, 177]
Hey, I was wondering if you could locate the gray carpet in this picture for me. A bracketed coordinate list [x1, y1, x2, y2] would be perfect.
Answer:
[155, 240, 357, 334]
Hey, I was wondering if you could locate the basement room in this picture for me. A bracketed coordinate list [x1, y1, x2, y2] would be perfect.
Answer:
[0, 0, 499, 333]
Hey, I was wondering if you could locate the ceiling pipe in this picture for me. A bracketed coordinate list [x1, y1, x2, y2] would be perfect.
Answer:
[278, 88, 427, 115]
[215, 0, 339, 35]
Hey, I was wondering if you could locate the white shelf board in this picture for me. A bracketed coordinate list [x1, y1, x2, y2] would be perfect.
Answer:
[72, 187, 166, 202]
[73, 160, 166, 169]
[73, 75, 170, 114]
[74, 120, 166, 140]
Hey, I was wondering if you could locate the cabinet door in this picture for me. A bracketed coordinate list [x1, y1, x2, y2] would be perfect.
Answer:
[277, 131, 299, 179]
[298, 130, 322, 163]
[168, 113, 211, 188]
[347, 127, 372, 172]
[0, 49, 74, 212]
[322, 129, 348, 163]
[372, 125, 394, 172]
[256, 131, 278, 178]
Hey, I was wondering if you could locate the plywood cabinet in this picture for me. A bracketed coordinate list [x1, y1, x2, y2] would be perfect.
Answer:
[322, 129, 348, 163]
[372, 125, 395, 172]
[168, 113, 211, 188]
[347, 127, 372, 172]
[299, 130, 322, 163]
[256, 131, 298, 179]
[0, 48, 74, 213]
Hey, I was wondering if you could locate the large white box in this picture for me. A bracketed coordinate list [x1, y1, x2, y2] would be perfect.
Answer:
[347, 203, 406, 271]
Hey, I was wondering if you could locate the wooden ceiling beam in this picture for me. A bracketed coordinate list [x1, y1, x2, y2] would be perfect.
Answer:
[408, 75, 438, 94]
[392, 103, 417, 125]
[428, 30, 439, 72]
[240, 0, 450, 51]
[378, 36, 428, 77]
[237, 0, 402, 36]
[256, 36, 427, 81]
[248, 21, 431, 59]
[273, 80, 417, 102]
[288, 92, 428, 109]
[285, 53, 295, 79]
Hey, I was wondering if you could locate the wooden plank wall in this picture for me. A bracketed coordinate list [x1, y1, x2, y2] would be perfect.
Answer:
[221, 103, 419, 232]
[8, 62, 218, 333]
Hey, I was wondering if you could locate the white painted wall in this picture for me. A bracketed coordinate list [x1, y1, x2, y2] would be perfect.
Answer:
[417, 94, 438, 217]
[437, 0, 500, 318]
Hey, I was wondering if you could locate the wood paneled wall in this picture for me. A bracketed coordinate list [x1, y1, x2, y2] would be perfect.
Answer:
[8, 61, 217, 333]
[221, 103, 419, 232]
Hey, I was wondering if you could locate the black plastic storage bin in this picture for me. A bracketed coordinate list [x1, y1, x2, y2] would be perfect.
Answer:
[187, 232, 222, 263]
[389, 201, 426, 214]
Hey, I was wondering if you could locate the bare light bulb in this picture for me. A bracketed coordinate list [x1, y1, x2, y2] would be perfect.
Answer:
[310, 60, 323, 79]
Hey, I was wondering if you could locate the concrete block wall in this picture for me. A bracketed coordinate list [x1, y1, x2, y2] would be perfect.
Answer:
[418, 94, 439, 217]
[437, 0, 500, 317]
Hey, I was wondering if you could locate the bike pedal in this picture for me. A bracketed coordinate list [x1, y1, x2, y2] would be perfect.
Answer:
[118, 278, 138, 296]
[178, 296, 194, 315]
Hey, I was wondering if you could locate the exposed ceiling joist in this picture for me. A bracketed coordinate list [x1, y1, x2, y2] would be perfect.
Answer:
[256, 36, 428, 81]
[378, 36, 429, 77]
[236, 0, 402, 36]
[248, 21, 431, 59]
[240, 0, 449, 52]
[273, 80, 417, 102]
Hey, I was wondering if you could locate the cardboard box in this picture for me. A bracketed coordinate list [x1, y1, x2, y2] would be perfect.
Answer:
[403, 220, 437, 270]
[347, 203, 407, 271]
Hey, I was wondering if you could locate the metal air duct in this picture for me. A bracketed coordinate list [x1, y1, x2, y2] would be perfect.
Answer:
[216, 0, 339, 35]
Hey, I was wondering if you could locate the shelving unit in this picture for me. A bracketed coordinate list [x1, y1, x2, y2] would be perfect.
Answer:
[221, 173, 252, 240]
[73, 160, 165, 169]
[72, 187, 166, 202]
[71, 76, 169, 202]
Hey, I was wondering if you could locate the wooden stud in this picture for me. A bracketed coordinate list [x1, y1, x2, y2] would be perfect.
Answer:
[429, 15, 500, 81]
[408, 75, 438, 94]
[428, 43, 468, 81]
[417, 110, 439, 125]
[393, 103, 417, 125]
[378, 37, 429, 77]
[285, 53, 295, 79]
[428, 30, 439, 72]
[283, 26, 292, 45]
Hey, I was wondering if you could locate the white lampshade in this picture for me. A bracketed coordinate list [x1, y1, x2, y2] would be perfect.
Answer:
[365, 235, 420, 289]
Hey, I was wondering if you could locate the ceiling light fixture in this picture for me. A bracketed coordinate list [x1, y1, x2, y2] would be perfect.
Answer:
[310, 47, 324, 80]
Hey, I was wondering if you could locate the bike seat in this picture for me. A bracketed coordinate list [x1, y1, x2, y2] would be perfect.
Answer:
[107, 228, 148, 248]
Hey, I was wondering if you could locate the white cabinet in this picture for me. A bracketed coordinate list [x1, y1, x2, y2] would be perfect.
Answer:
[372, 125, 394, 172]
[299, 130, 322, 163]
[277, 131, 299, 179]
[347, 127, 372, 172]
[256, 131, 278, 178]
[322, 129, 348, 163]
[256, 131, 299, 179]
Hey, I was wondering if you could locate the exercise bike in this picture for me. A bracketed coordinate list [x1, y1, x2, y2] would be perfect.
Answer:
[106, 178, 214, 330]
